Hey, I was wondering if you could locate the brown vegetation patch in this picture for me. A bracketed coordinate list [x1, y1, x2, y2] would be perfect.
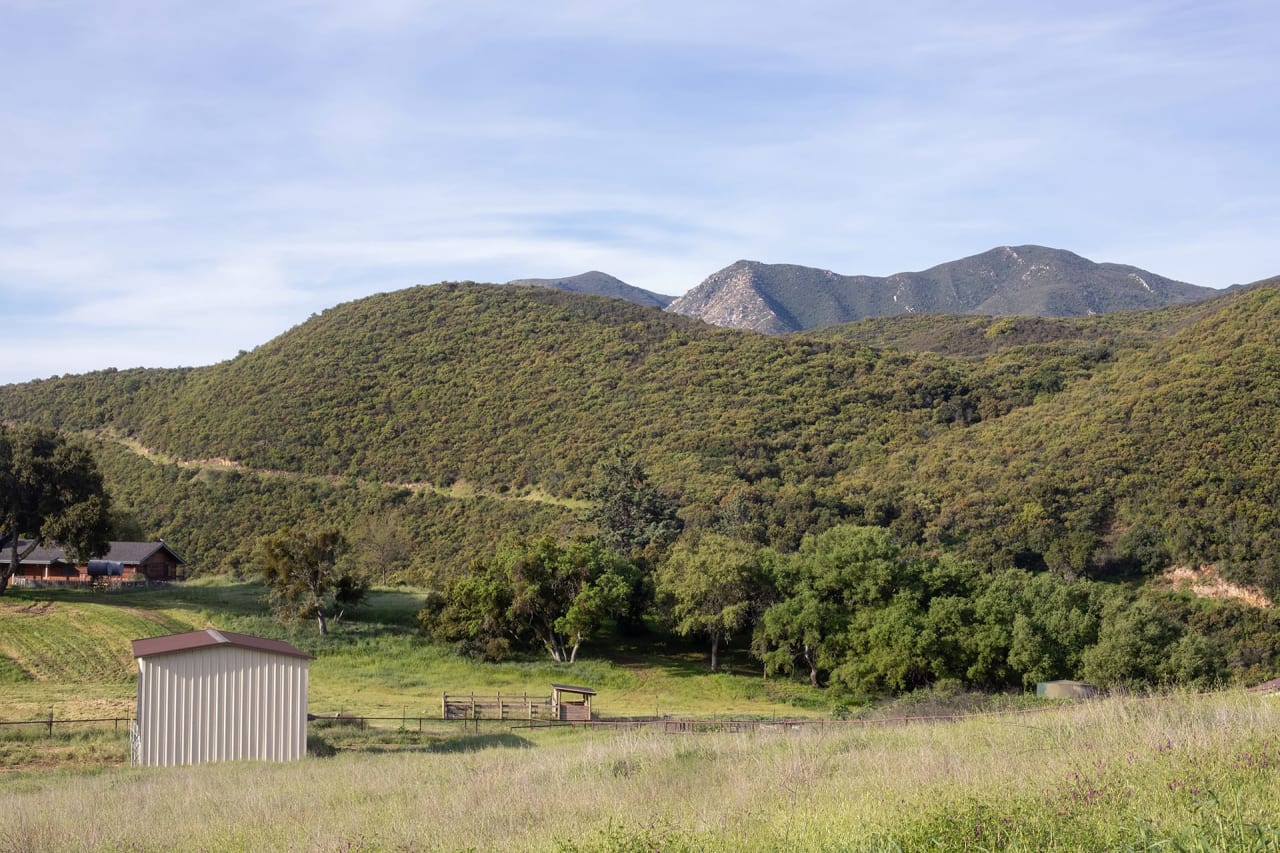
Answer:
[1161, 564, 1272, 608]
[12, 601, 53, 616]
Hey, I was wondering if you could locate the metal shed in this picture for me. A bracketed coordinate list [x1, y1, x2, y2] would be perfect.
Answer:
[131, 629, 313, 767]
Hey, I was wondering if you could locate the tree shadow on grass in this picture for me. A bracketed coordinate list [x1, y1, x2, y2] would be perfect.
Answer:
[308, 731, 534, 757]
[611, 637, 762, 680]
[426, 732, 534, 753]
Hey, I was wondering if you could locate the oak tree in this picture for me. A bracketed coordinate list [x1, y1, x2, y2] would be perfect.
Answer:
[1, 425, 112, 596]
[655, 533, 765, 672]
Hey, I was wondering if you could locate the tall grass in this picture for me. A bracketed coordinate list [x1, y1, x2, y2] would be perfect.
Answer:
[2, 691, 1278, 851]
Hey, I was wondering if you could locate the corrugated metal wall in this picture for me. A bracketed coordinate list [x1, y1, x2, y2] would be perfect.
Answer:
[136, 646, 308, 767]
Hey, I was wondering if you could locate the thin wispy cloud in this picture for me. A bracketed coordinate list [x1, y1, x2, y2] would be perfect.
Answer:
[1, 0, 1276, 383]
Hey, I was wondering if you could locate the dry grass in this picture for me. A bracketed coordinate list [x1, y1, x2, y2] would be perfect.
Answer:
[2, 690, 1279, 851]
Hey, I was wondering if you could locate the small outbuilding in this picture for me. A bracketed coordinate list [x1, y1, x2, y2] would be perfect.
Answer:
[131, 629, 313, 767]
[550, 683, 596, 721]
[1036, 680, 1100, 699]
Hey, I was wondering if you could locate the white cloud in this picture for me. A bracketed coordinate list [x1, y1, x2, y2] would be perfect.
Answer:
[1, 0, 1276, 383]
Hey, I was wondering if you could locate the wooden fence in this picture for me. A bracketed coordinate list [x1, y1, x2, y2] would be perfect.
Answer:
[441, 692, 551, 720]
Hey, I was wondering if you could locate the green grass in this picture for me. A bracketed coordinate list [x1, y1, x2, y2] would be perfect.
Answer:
[0, 578, 833, 726]
[1, 691, 1278, 850]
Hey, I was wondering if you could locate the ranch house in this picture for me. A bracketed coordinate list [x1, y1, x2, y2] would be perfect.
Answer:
[5, 540, 186, 583]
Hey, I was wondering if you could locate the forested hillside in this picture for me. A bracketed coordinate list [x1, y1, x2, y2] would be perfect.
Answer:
[1, 278, 1277, 599]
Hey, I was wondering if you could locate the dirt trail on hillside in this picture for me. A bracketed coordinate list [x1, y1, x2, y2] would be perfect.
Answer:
[94, 431, 582, 509]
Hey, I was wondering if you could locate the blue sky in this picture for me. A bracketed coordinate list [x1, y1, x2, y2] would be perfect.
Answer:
[2, 0, 1277, 384]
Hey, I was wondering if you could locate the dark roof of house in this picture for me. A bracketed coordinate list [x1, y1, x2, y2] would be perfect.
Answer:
[550, 683, 597, 696]
[5, 540, 185, 566]
[5, 542, 72, 565]
[132, 629, 314, 661]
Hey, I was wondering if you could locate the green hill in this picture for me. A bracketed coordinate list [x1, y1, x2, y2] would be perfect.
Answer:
[1, 277, 1278, 596]
[843, 282, 1280, 587]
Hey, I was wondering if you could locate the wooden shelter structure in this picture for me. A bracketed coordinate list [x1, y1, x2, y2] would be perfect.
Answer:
[550, 683, 596, 721]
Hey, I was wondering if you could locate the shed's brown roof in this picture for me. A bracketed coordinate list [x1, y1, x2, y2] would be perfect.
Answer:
[131, 629, 313, 660]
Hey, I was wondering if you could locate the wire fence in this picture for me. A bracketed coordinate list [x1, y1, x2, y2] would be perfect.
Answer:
[0, 714, 134, 735]
[4, 688, 1232, 744]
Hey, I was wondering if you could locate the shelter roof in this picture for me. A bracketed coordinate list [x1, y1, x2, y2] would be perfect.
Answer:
[132, 629, 314, 661]
[103, 541, 186, 564]
[550, 683, 597, 696]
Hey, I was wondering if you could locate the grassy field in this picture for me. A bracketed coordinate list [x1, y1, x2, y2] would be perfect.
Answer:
[1, 691, 1278, 850]
[0, 578, 828, 728]
[4, 581, 1280, 849]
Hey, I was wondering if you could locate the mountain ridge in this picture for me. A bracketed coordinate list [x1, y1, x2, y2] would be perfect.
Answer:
[668, 245, 1217, 333]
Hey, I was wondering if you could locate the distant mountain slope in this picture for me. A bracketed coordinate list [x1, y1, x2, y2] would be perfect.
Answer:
[506, 271, 675, 308]
[667, 245, 1217, 333]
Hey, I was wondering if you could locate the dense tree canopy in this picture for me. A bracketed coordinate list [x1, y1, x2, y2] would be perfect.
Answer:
[0, 424, 111, 595]
[419, 537, 638, 663]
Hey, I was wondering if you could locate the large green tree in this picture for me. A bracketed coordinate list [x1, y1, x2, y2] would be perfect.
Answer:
[1, 425, 111, 596]
[257, 526, 368, 635]
[420, 537, 638, 663]
[655, 533, 766, 672]
[755, 525, 900, 687]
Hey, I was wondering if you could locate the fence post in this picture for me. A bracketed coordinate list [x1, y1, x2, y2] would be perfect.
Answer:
[498, 691, 503, 721]
[47, 710, 54, 736]
[442, 692, 447, 720]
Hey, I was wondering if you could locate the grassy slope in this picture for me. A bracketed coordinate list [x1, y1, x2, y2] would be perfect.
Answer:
[2, 691, 1277, 850]
[0, 580, 825, 725]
